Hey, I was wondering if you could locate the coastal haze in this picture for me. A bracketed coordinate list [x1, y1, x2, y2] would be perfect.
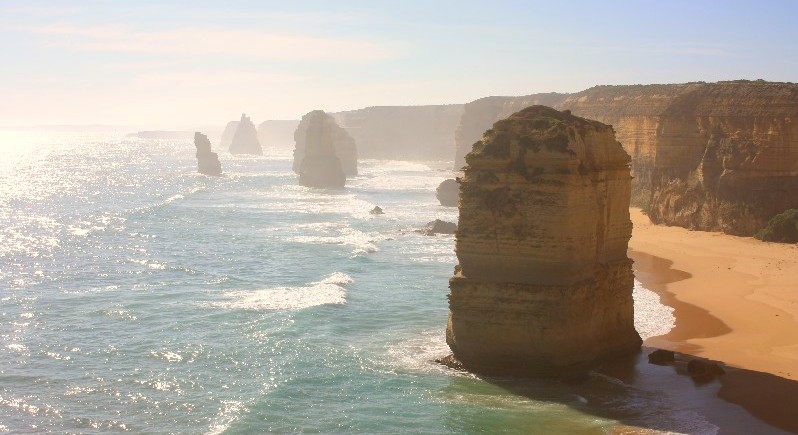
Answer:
[2, 1, 798, 434]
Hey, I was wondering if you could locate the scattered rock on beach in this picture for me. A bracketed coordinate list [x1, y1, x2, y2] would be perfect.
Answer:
[648, 349, 675, 365]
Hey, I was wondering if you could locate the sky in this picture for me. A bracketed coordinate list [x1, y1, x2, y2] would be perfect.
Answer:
[0, 0, 796, 128]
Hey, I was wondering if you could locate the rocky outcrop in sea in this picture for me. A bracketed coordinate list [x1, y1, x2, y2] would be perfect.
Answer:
[194, 132, 222, 176]
[229, 114, 263, 155]
[294, 110, 357, 181]
[557, 80, 798, 236]
[220, 120, 239, 149]
[293, 110, 351, 188]
[445, 105, 641, 377]
[436, 179, 459, 207]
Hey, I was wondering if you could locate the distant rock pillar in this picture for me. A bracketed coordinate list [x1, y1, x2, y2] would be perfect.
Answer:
[445, 105, 641, 377]
[194, 132, 222, 176]
[293, 110, 358, 188]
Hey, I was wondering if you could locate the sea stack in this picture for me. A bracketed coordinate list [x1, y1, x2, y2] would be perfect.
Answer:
[229, 114, 263, 155]
[436, 179, 459, 207]
[293, 110, 357, 177]
[445, 106, 641, 377]
[292, 110, 350, 188]
[194, 132, 222, 176]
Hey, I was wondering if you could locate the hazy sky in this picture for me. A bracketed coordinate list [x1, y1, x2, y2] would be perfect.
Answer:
[1, 0, 796, 127]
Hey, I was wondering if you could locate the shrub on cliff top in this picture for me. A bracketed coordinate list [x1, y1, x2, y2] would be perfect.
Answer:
[754, 209, 798, 243]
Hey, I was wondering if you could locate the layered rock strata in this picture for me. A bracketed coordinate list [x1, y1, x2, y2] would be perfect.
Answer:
[293, 110, 357, 178]
[453, 93, 569, 169]
[229, 114, 263, 155]
[294, 110, 350, 188]
[436, 179, 459, 207]
[557, 81, 798, 235]
[446, 106, 641, 376]
[194, 132, 222, 176]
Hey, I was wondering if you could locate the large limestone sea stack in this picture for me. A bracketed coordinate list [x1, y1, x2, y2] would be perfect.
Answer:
[293, 110, 357, 188]
[445, 106, 641, 377]
[194, 132, 222, 176]
[229, 113, 263, 155]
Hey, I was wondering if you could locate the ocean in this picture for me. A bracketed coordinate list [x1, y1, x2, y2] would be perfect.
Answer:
[0, 131, 727, 434]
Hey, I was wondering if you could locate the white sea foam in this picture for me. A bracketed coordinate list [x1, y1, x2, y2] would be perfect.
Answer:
[149, 350, 184, 363]
[207, 399, 248, 435]
[289, 227, 385, 256]
[633, 279, 676, 340]
[207, 272, 351, 311]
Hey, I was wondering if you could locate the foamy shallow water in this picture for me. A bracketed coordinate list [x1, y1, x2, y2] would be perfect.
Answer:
[0, 132, 757, 434]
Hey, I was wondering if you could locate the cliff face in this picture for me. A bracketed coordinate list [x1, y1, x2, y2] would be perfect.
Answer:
[558, 81, 798, 235]
[257, 120, 300, 148]
[446, 106, 641, 376]
[294, 110, 351, 188]
[332, 105, 464, 161]
[293, 110, 357, 177]
[229, 114, 263, 155]
[194, 132, 222, 176]
[453, 93, 569, 169]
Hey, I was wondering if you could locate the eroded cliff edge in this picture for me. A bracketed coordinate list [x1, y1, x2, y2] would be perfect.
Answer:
[557, 81, 798, 235]
[445, 106, 641, 377]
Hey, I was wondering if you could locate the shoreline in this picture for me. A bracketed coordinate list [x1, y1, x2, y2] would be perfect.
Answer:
[628, 207, 798, 380]
[628, 207, 798, 433]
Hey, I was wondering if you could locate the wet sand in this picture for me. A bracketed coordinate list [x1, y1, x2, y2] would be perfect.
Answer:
[628, 208, 798, 433]
[629, 208, 798, 380]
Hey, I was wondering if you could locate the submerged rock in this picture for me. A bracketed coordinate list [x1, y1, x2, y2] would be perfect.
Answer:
[436, 179, 459, 207]
[370, 206, 384, 215]
[687, 359, 726, 380]
[294, 110, 357, 178]
[194, 132, 222, 176]
[229, 114, 263, 155]
[421, 219, 457, 236]
[445, 105, 641, 377]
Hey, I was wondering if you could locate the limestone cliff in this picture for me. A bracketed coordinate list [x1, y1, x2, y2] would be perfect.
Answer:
[332, 105, 464, 160]
[558, 81, 798, 235]
[294, 110, 357, 177]
[194, 132, 222, 176]
[229, 114, 263, 155]
[257, 120, 300, 148]
[453, 93, 568, 169]
[294, 110, 351, 188]
[446, 106, 641, 376]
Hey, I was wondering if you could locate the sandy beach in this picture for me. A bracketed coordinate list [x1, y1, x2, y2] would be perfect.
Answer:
[629, 207, 798, 380]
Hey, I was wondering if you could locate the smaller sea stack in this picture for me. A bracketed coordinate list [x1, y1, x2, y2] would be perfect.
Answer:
[436, 179, 459, 207]
[229, 114, 263, 155]
[445, 106, 641, 377]
[194, 132, 222, 176]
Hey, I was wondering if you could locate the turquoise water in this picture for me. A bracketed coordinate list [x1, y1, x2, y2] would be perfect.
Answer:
[0, 132, 723, 434]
